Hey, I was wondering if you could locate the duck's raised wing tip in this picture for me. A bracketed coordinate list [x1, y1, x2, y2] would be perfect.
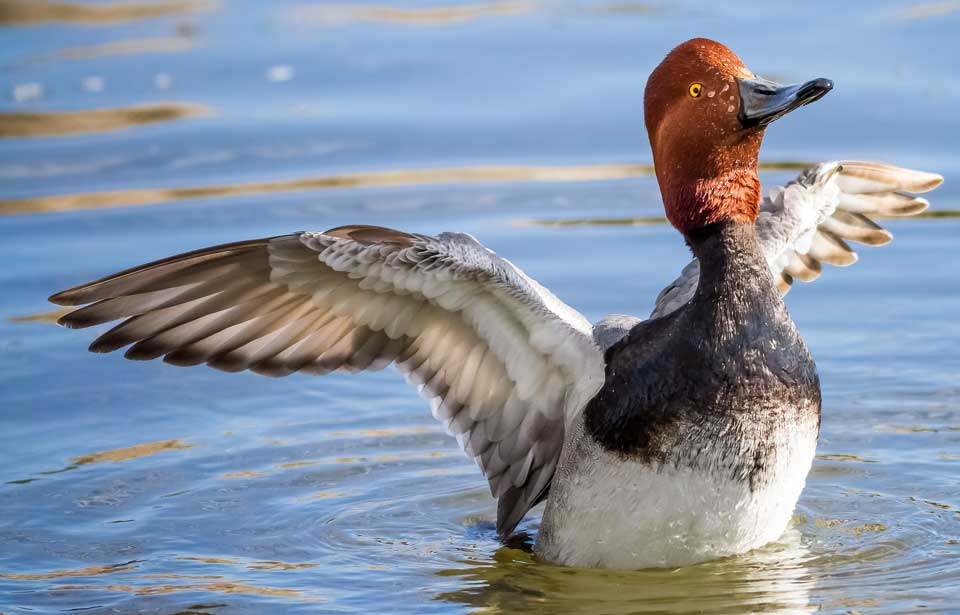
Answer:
[915, 173, 945, 192]
[835, 161, 943, 195]
[48, 288, 79, 307]
[48, 294, 66, 307]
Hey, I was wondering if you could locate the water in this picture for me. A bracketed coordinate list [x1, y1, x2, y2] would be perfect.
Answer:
[1, 1, 959, 613]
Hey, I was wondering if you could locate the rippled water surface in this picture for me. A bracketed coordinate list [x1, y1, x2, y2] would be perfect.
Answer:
[2, 1, 959, 613]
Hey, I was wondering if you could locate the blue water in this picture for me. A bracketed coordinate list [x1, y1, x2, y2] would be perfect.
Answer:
[1, 1, 958, 613]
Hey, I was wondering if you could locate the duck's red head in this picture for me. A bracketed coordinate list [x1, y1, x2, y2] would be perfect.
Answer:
[645, 38, 832, 234]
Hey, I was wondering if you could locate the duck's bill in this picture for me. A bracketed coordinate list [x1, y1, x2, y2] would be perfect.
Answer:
[737, 76, 833, 128]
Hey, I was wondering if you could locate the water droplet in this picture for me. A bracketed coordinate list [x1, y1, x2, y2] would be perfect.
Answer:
[13, 82, 42, 102]
[82, 76, 104, 93]
[267, 65, 295, 83]
[154, 73, 173, 90]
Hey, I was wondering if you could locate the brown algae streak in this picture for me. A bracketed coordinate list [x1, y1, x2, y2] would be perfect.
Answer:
[0, 103, 211, 139]
[28, 36, 197, 64]
[51, 581, 306, 598]
[72, 439, 196, 465]
[0, 0, 217, 26]
[0, 164, 650, 215]
[283, 1, 537, 27]
[0, 560, 141, 581]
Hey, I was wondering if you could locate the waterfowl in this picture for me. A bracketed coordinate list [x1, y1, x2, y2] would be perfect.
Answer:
[49, 38, 942, 569]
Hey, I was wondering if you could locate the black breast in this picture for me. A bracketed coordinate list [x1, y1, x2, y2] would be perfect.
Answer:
[584, 221, 821, 484]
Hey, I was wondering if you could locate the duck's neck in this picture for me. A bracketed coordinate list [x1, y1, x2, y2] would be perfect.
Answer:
[661, 168, 762, 233]
[685, 220, 785, 339]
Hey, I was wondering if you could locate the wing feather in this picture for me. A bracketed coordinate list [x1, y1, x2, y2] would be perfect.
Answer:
[50, 226, 604, 537]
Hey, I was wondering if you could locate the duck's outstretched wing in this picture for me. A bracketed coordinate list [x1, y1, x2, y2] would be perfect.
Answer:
[49, 225, 605, 536]
[652, 161, 943, 318]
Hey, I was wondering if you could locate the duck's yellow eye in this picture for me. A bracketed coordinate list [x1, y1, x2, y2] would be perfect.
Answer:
[689, 83, 703, 98]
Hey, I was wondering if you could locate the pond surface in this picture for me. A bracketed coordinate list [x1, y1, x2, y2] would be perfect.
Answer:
[1, 1, 959, 613]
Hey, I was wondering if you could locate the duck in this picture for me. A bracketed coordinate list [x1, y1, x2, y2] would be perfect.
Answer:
[49, 38, 942, 569]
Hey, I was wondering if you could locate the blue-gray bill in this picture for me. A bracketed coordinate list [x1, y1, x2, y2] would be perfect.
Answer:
[738, 76, 834, 128]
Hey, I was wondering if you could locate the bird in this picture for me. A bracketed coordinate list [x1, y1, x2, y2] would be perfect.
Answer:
[49, 38, 942, 569]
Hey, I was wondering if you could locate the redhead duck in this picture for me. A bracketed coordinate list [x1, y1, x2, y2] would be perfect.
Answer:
[50, 38, 942, 569]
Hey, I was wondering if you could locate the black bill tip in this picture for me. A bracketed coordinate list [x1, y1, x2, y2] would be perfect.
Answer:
[797, 77, 833, 103]
[738, 76, 833, 128]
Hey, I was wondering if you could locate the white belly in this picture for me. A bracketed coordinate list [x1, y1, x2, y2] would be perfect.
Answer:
[535, 417, 818, 569]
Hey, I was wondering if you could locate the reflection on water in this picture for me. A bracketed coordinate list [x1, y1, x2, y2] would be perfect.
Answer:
[221, 471, 267, 479]
[54, 581, 307, 599]
[4, 439, 198, 484]
[437, 530, 816, 615]
[0, 103, 211, 139]
[176, 556, 318, 571]
[0, 561, 141, 581]
[31, 36, 196, 64]
[0, 163, 648, 214]
[897, 0, 960, 20]
[525, 214, 668, 226]
[282, 0, 657, 27]
[0, 0, 215, 26]
[72, 439, 196, 466]
[283, 1, 538, 27]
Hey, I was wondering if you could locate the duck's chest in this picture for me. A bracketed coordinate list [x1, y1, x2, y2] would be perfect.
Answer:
[536, 298, 822, 568]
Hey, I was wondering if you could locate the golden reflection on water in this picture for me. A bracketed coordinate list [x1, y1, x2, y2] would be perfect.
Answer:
[283, 0, 658, 26]
[326, 425, 441, 438]
[53, 581, 306, 598]
[139, 573, 223, 579]
[204, 426, 453, 479]
[274, 450, 456, 470]
[0, 164, 647, 215]
[0, 103, 211, 139]
[176, 556, 318, 571]
[815, 453, 876, 463]
[0, 162, 812, 216]
[72, 438, 195, 465]
[813, 517, 889, 538]
[284, 1, 537, 27]
[521, 214, 669, 226]
[875, 423, 956, 433]
[221, 471, 266, 479]
[840, 523, 888, 538]
[0, 561, 140, 581]
[0, 0, 216, 26]
[897, 0, 960, 20]
[305, 491, 352, 500]
[436, 529, 816, 615]
[34, 36, 196, 63]
[588, 0, 654, 15]
[916, 498, 953, 510]
[3, 557, 324, 604]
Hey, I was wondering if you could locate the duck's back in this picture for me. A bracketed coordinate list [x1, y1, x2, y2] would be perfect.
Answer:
[535, 222, 821, 569]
